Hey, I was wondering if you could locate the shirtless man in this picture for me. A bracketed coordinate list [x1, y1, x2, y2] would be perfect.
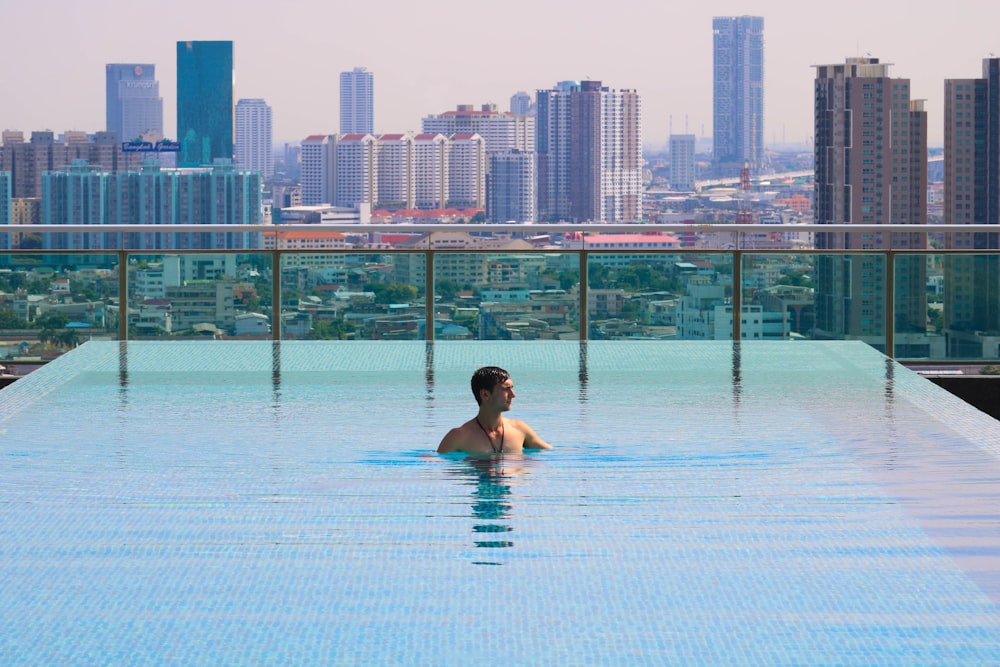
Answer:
[437, 366, 551, 456]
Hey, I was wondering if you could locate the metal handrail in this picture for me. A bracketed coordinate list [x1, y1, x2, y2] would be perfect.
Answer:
[1, 223, 999, 234]
[2, 222, 998, 359]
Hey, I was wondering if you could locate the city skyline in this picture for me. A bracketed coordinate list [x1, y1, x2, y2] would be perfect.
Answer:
[2, 0, 1000, 149]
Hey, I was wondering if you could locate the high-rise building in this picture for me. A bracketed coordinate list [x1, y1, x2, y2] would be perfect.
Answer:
[377, 134, 414, 210]
[943, 57, 1000, 356]
[712, 16, 764, 177]
[0, 130, 142, 199]
[301, 131, 487, 212]
[487, 150, 535, 223]
[422, 104, 534, 153]
[235, 98, 273, 178]
[300, 135, 337, 206]
[536, 80, 642, 223]
[669, 134, 697, 192]
[41, 162, 261, 254]
[340, 67, 374, 135]
[448, 134, 486, 209]
[106, 64, 163, 142]
[0, 170, 10, 248]
[177, 41, 234, 167]
[510, 91, 534, 116]
[413, 134, 449, 209]
[334, 134, 378, 208]
[813, 57, 928, 349]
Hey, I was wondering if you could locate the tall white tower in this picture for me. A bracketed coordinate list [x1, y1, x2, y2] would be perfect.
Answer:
[340, 67, 374, 135]
[235, 98, 273, 178]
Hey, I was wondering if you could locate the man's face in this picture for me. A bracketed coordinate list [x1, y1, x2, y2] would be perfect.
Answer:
[485, 378, 516, 411]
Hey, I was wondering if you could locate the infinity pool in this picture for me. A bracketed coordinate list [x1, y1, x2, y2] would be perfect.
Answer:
[2, 341, 1000, 665]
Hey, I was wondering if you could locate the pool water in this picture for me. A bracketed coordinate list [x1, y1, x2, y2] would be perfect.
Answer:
[1, 340, 999, 665]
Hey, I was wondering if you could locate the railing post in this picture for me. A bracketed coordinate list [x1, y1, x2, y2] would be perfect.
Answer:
[272, 249, 282, 340]
[579, 248, 588, 341]
[425, 250, 434, 341]
[118, 250, 128, 341]
[732, 249, 742, 341]
[885, 251, 895, 359]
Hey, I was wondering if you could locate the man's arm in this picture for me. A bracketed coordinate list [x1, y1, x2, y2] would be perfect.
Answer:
[437, 427, 463, 454]
[515, 420, 552, 449]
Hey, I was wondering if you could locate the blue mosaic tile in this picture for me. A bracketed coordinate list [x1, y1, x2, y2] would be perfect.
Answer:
[0, 340, 999, 665]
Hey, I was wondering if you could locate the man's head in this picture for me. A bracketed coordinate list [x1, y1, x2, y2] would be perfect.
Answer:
[471, 366, 510, 405]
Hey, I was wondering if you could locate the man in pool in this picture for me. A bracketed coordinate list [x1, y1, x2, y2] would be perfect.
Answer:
[437, 366, 551, 456]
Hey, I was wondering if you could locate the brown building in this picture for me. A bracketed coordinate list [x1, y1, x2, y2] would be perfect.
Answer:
[943, 57, 1000, 357]
[812, 57, 928, 348]
[0, 130, 143, 199]
[537, 80, 643, 223]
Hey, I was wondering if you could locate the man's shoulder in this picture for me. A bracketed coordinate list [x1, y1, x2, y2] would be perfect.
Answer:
[437, 420, 476, 453]
[503, 417, 531, 430]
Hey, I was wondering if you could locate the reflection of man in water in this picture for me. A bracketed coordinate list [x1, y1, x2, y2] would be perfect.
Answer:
[468, 458, 515, 550]
[437, 366, 551, 456]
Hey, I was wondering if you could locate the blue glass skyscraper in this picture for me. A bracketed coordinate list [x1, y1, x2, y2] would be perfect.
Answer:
[712, 16, 764, 177]
[176, 41, 233, 167]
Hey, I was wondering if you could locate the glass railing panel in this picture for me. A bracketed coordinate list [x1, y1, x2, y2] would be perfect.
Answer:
[742, 253, 886, 351]
[892, 254, 944, 360]
[434, 252, 578, 340]
[587, 253, 733, 340]
[0, 253, 120, 363]
[126, 253, 270, 340]
[280, 251, 426, 340]
[740, 253, 814, 341]
[923, 253, 1000, 362]
[123, 229, 263, 253]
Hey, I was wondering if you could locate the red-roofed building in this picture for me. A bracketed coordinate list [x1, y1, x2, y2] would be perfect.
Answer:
[262, 229, 350, 270]
[262, 230, 348, 250]
[564, 233, 681, 250]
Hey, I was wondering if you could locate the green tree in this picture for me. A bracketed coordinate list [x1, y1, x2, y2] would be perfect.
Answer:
[776, 271, 813, 288]
[436, 279, 459, 301]
[559, 270, 580, 291]
[372, 283, 418, 304]
[470, 211, 487, 223]
[307, 318, 356, 340]
[0, 309, 28, 329]
[34, 312, 69, 331]
[53, 328, 81, 348]
[70, 281, 98, 302]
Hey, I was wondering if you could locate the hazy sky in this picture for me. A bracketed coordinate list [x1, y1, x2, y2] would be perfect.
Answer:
[2, 0, 998, 149]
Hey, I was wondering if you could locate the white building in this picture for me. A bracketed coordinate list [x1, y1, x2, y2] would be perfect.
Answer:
[413, 134, 449, 209]
[421, 104, 534, 153]
[335, 134, 378, 208]
[377, 134, 414, 209]
[340, 67, 374, 135]
[300, 135, 336, 205]
[447, 134, 486, 208]
[234, 312, 270, 336]
[235, 98, 274, 178]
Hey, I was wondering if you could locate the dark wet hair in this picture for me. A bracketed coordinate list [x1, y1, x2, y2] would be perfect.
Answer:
[471, 366, 510, 405]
